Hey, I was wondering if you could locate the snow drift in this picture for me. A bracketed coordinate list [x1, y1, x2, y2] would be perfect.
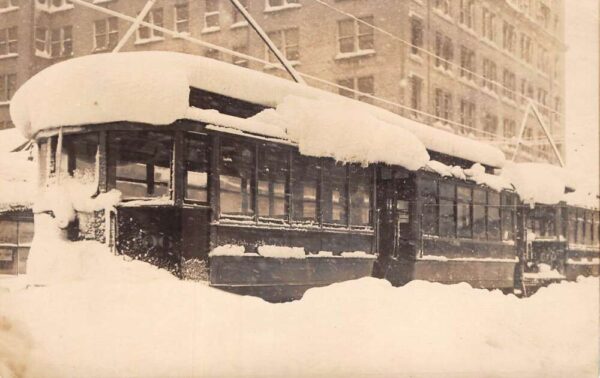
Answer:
[0, 240, 598, 378]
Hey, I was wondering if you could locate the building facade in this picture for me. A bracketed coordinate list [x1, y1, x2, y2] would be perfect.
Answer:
[0, 0, 565, 162]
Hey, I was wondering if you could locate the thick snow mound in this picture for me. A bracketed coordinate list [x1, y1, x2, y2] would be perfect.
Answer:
[251, 96, 429, 169]
[0, 239, 598, 377]
[11, 51, 504, 168]
[501, 162, 569, 204]
[0, 129, 37, 209]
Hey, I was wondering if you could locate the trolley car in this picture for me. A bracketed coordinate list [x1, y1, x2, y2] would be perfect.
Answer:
[10, 52, 598, 300]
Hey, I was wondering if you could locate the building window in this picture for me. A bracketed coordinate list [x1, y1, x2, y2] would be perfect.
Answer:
[537, 46, 549, 75]
[459, 46, 475, 80]
[409, 75, 423, 115]
[231, 0, 248, 25]
[266, 28, 299, 63]
[94, 18, 119, 51]
[538, 3, 550, 29]
[434, 88, 452, 124]
[337, 16, 374, 54]
[0, 27, 17, 56]
[439, 182, 455, 237]
[35, 27, 48, 55]
[481, 7, 495, 42]
[108, 131, 173, 199]
[174, 3, 189, 34]
[482, 58, 497, 92]
[204, 0, 219, 30]
[219, 138, 255, 217]
[459, 0, 474, 28]
[184, 134, 208, 203]
[291, 155, 318, 223]
[337, 76, 374, 103]
[502, 69, 516, 100]
[0, 0, 19, 10]
[433, 0, 450, 15]
[323, 163, 347, 225]
[137, 8, 163, 41]
[349, 165, 372, 227]
[410, 16, 423, 55]
[520, 34, 533, 64]
[482, 112, 498, 135]
[459, 99, 475, 132]
[503, 118, 516, 139]
[232, 45, 249, 67]
[266, 0, 299, 9]
[0, 73, 16, 102]
[434, 33, 453, 70]
[502, 21, 516, 53]
[50, 26, 72, 58]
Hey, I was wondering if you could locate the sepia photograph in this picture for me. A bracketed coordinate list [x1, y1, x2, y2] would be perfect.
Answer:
[0, 0, 598, 377]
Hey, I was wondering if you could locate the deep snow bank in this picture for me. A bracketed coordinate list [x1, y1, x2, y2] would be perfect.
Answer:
[0, 241, 598, 378]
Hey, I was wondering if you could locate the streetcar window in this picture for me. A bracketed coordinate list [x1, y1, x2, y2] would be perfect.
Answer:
[576, 208, 585, 244]
[349, 165, 372, 227]
[584, 210, 593, 245]
[56, 133, 98, 188]
[568, 208, 577, 243]
[473, 188, 486, 239]
[0, 220, 17, 244]
[257, 145, 288, 220]
[17, 221, 34, 245]
[219, 138, 255, 217]
[109, 131, 173, 199]
[439, 182, 455, 237]
[323, 162, 347, 225]
[419, 177, 438, 236]
[593, 212, 599, 246]
[457, 186, 472, 238]
[184, 135, 209, 203]
[38, 139, 49, 185]
[291, 155, 319, 223]
[501, 193, 515, 240]
[487, 191, 501, 240]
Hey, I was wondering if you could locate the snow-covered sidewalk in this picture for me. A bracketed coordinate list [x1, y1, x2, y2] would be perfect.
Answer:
[0, 241, 598, 378]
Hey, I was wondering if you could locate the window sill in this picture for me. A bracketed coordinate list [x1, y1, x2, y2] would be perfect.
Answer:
[230, 21, 248, 30]
[457, 22, 477, 37]
[334, 49, 375, 61]
[36, 4, 74, 13]
[0, 6, 18, 14]
[0, 53, 18, 60]
[134, 36, 165, 46]
[457, 76, 478, 90]
[409, 53, 424, 64]
[0, 101, 10, 107]
[263, 60, 300, 70]
[479, 36, 497, 49]
[432, 8, 454, 23]
[93, 0, 115, 4]
[433, 65, 454, 77]
[201, 26, 221, 34]
[35, 50, 52, 59]
[173, 31, 191, 39]
[264, 3, 301, 13]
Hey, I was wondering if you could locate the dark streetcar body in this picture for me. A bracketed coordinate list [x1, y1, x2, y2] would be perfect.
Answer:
[31, 86, 599, 301]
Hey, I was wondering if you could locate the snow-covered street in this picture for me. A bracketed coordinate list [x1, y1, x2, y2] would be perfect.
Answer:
[0, 241, 598, 378]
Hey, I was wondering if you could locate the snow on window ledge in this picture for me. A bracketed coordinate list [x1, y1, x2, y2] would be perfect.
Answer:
[173, 31, 191, 39]
[134, 36, 165, 46]
[201, 26, 221, 34]
[334, 49, 375, 61]
[432, 8, 454, 23]
[93, 0, 115, 3]
[35, 50, 52, 59]
[0, 5, 18, 14]
[263, 60, 300, 70]
[230, 21, 248, 30]
[457, 22, 477, 37]
[0, 53, 18, 60]
[36, 3, 74, 13]
[409, 53, 423, 64]
[264, 3, 301, 13]
[433, 65, 454, 77]
[0, 101, 9, 107]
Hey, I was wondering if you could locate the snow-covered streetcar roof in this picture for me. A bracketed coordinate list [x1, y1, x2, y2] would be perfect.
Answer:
[11, 51, 506, 169]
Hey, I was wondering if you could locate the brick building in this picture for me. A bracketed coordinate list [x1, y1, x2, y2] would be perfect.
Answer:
[0, 0, 565, 162]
